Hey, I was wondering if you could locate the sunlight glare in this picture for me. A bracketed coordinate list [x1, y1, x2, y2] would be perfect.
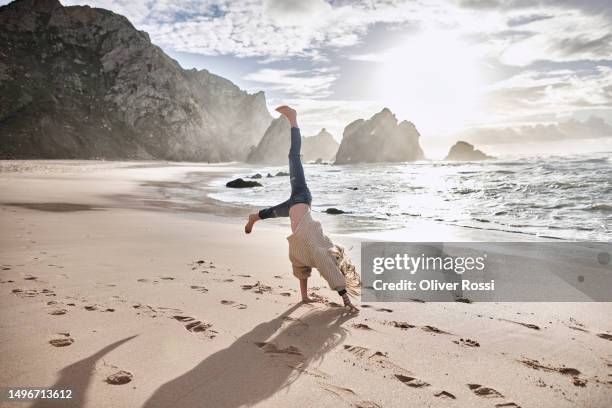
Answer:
[373, 30, 485, 136]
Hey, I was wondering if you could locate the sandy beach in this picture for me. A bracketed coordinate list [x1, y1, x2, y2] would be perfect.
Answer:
[1, 161, 611, 408]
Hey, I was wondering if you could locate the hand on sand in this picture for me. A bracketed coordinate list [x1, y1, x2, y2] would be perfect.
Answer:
[345, 302, 359, 313]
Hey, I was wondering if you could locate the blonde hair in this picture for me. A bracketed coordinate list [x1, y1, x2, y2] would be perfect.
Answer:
[330, 245, 361, 298]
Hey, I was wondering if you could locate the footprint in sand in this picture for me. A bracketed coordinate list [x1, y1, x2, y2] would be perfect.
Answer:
[190, 285, 208, 293]
[354, 401, 382, 408]
[306, 292, 342, 307]
[24, 276, 37, 280]
[467, 384, 503, 398]
[320, 382, 355, 397]
[49, 309, 68, 315]
[12, 288, 55, 298]
[343, 344, 370, 357]
[395, 374, 430, 388]
[352, 323, 372, 330]
[49, 333, 74, 347]
[597, 333, 612, 341]
[220, 300, 247, 309]
[132, 304, 159, 318]
[159, 276, 175, 280]
[453, 338, 480, 347]
[320, 382, 381, 408]
[434, 390, 456, 399]
[518, 358, 585, 386]
[173, 315, 217, 338]
[569, 326, 589, 333]
[499, 318, 540, 330]
[421, 325, 451, 335]
[241, 281, 272, 294]
[191, 260, 216, 273]
[375, 308, 393, 313]
[255, 342, 303, 355]
[387, 321, 416, 329]
[106, 370, 133, 385]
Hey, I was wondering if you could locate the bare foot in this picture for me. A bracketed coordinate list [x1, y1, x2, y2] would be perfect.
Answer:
[244, 213, 259, 234]
[275, 105, 297, 127]
[300, 297, 315, 304]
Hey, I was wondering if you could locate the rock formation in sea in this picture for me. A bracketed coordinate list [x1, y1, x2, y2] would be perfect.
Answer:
[0, 0, 272, 160]
[334, 108, 425, 164]
[445, 141, 493, 161]
[302, 128, 339, 162]
[246, 121, 339, 165]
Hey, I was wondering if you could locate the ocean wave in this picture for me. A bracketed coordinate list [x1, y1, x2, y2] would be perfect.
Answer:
[585, 204, 612, 212]
[206, 153, 612, 241]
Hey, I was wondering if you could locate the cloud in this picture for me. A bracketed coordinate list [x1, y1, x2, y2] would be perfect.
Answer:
[507, 13, 554, 27]
[496, 9, 612, 65]
[48, 0, 428, 60]
[265, 0, 332, 27]
[480, 66, 612, 122]
[458, 116, 612, 145]
[558, 33, 612, 57]
[243, 68, 339, 97]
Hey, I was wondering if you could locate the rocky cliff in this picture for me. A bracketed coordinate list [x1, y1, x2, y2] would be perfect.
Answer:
[246, 120, 339, 165]
[245, 117, 290, 165]
[334, 108, 424, 164]
[0, 0, 272, 160]
[445, 141, 493, 161]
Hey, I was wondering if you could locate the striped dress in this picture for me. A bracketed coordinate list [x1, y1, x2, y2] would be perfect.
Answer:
[286, 210, 348, 291]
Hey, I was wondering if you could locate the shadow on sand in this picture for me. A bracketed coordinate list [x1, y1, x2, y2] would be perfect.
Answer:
[31, 335, 138, 408]
[143, 304, 356, 407]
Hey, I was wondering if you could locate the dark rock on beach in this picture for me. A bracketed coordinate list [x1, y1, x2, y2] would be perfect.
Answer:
[275, 171, 289, 177]
[325, 208, 345, 215]
[250, 173, 262, 179]
[226, 178, 262, 188]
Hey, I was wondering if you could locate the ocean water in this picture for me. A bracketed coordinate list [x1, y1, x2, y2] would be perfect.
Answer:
[206, 152, 612, 241]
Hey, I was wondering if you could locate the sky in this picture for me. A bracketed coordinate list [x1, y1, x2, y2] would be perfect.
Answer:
[8, 0, 612, 156]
